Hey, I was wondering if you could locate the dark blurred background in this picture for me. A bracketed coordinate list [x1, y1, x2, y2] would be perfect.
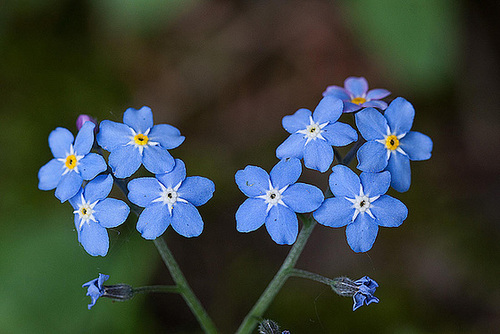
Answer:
[1, 0, 499, 333]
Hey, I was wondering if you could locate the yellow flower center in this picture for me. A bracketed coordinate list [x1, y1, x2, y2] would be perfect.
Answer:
[134, 133, 149, 146]
[65, 154, 78, 170]
[81, 208, 88, 215]
[385, 135, 400, 151]
[351, 97, 367, 105]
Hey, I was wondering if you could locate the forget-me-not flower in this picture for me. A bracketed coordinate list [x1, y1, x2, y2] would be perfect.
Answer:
[355, 97, 433, 192]
[127, 159, 215, 240]
[323, 76, 390, 113]
[352, 276, 379, 311]
[69, 174, 130, 256]
[38, 121, 107, 202]
[82, 273, 109, 309]
[276, 96, 357, 173]
[313, 165, 407, 252]
[97, 106, 185, 178]
[235, 158, 324, 245]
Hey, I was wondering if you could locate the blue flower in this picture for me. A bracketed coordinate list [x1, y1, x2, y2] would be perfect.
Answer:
[355, 97, 433, 192]
[276, 96, 357, 173]
[313, 165, 407, 252]
[323, 76, 391, 113]
[235, 158, 324, 244]
[127, 159, 215, 239]
[82, 273, 109, 310]
[69, 174, 130, 256]
[38, 121, 107, 202]
[352, 276, 379, 311]
[97, 106, 185, 178]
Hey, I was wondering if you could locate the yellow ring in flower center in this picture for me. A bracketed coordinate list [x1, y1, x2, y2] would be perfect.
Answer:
[65, 154, 77, 169]
[134, 133, 149, 146]
[351, 97, 367, 105]
[385, 135, 399, 150]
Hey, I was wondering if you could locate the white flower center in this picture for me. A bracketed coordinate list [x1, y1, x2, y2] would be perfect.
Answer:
[345, 185, 380, 222]
[296, 116, 329, 145]
[57, 145, 84, 175]
[74, 193, 98, 230]
[152, 181, 188, 214]
[127, 128, 159, 155]
[257, 180, 288, 213]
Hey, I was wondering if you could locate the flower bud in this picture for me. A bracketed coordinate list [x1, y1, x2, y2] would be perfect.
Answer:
[102, 284, 134, 301]
[331, 276, 379, 311]
[76, 114, 97, 131]
[258, 319, 281, 334]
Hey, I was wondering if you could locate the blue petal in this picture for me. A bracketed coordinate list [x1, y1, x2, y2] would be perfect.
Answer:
[178, 176, 215, 206]
[359, 171, 390, 198]
[136, 202, 170, 240]
[346, 214, 378, 253]
[48, 127, 74, 159]
[356, 141, 388, 172]
[156, 158, 186, 188]
[108, 145, 142, 178]
[38, 159, 63, 190]
[282, 108, 311, 133]
[322, 122, 358, 146]
[69, 188, 84, 210]
[342, 102, 362, 113]
[143, 146, 175, 174]
[97, 120, 131, 151]
[80, 221, 109, 256]
[265, 205, 298, 245]
[55, 171, 83, 202]
[313, 96, 343, 124]
[78, 153, 107, 180]
[384, 97, 414, 135]
[171, 202, 204, 237]
[235, 165, 269, 197]
[355, 108, 387, 141]
[128, 177, 162, 207]
[329, 165, 360, 197]
[282, 183, 324, 213]
[84, 174, 113, 203]
[149, 124, 185, 149]
[363, 100, 388, 110]
[366, 88, 390, 100]
[371, 195, 408, 227]
[270, 158, 302, 189]
[322, 85, 350, 100]
[399, 131, 432, 161]
[74, 121, 95, 155]
[94, 198, 130, 228]
[344, 77, 368, 97]
[353, 293, 366, 311]
[235, 198, 267, 232]
[313, 197, 353, 227]
[303, 139, 333, 173]
[276, 133, 305, 159]
[386, 152, 411, 192]
[123, 106, 154, 133]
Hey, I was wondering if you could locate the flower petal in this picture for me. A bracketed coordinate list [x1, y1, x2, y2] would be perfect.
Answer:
[386, 152, 411, 192]
[171, 202, 204, 237]
[49, 127, 74, 158]
[156, 158, 186, 188]
[344, 77, 368, 97]
[359, 171, 391, 198]
[355, 107, 387, 141]
[108, 145, 142, 179]
[74, 121, 95, 155]
[123, 106, 154, 133]
[38, 159, 63, 190]
[343, 102, 362, 113]
[356, 141, 388, 172]
[399, 131, 433, 161]
[322, 85, 350, 100]
[55, 171, 83, 203]
[265, 205, 298, 245]
[148, 124, 185, 149]
[282, 108, 311, 133]
[235, 165, 269, 197]
[270, 158, 302, 189]
[136, 202, 170, 240]
[313, 197, 353, 227]
[322, 122, 358, 146]
[371, 195, 408, 227]
[80, 221, 109, 256]
[363, 100, 388, 110]
[84, 174, 113, 203]
[94, 198, 130, 228]
[329, 165, 360, 197]
[276, 133, 305, 160]
[384, 97, 415, 135]
[313, 96, 343, 124]
[235, 198, 267, 232]
[78, 153, 107, 181]
[346, 214, 378, 253]
[366, 88, 390, 100]
[303, 139, 333, 173]
[178, 176, 215, 206]
[70, 188, 84, 210]
[128, 177, 162, 207]
[143, 146, 175, 175]
[97, 120, 131, 151]
[282, 183, 324, 213]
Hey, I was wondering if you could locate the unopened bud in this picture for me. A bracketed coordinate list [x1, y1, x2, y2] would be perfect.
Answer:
[76, 114, 97, 131]
[102, 284, 134, 301]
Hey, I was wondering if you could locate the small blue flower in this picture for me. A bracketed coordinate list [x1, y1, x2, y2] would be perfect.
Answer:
[355, 97, 433, 192]
[69, 174, 130, 256]
[97, 106, 185, 178]
[82, 273, 109, 310]
[352, 276, 379, 311]
[38, 121, 107, 202]
[127, 159, 215, 240]
[313, 165, 407, 252]
[276, 96, 357, 173]
[323, 76, 391, 113]
[235, 158, 324, 245]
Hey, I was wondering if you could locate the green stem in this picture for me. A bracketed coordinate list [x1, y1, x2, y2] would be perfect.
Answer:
[288, 269, 335, 286]
[235, 217, 317, 334]
[133, 285, 181, 294]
